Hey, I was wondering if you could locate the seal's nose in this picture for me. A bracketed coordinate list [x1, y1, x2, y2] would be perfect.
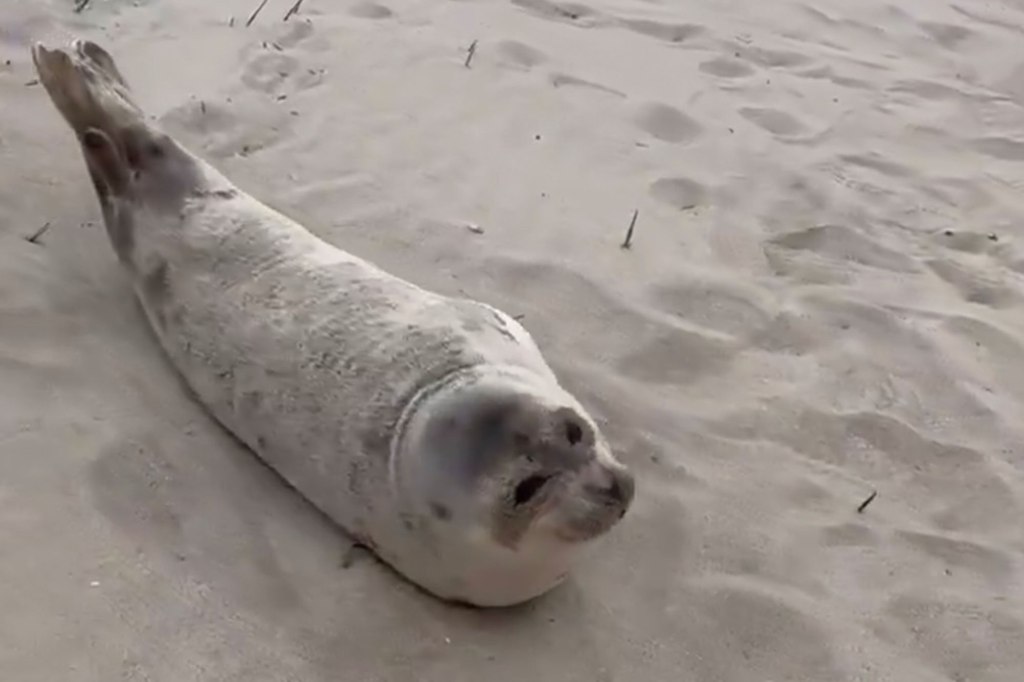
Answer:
[607, 466, 635, 508]
[589, 465, 635, 510]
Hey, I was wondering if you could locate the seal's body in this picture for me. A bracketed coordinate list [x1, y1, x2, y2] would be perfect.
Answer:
[32, 39, 634, 606]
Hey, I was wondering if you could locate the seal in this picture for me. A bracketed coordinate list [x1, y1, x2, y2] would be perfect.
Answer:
[32, 38, 635, 607]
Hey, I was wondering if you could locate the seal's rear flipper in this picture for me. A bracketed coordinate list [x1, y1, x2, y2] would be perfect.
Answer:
[32, 40, 143, 152]
[33, 39, 209, 263]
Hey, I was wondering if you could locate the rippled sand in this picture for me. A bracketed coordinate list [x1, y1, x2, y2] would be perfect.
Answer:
[2, 0, 1023, 680]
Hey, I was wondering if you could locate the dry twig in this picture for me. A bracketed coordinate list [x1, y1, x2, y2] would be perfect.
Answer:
[284, 0, 305, 21]
[246, 0, 271, 27]
[25, 222, 52, 245]
[464, 40, 478, 68]
[621, 209, 638, 249]
[857, 490, 878, 514]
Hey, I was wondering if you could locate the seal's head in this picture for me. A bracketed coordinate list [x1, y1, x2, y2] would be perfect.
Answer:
[393, 365, 634, 605]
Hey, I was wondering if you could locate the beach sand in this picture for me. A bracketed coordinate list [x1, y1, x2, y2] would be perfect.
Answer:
[2, 0, 1024, 680]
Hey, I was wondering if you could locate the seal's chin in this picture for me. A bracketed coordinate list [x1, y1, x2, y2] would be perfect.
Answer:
[537, 463, 635, 545]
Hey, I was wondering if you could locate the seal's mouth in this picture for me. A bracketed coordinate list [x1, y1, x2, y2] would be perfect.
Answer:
[540, 464, 635, 544]
[513, 473, 554, 506]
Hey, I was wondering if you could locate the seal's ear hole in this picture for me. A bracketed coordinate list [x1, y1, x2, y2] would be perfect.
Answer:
[513, 474, 550, 506]
[564, 420, 583, 446]
[124, 142, 141, 168]
[122, 128, 165, 169]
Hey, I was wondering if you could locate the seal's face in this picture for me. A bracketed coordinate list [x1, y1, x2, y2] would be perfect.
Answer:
[483, 403, 634, 549]
[402, 370, 635, 553]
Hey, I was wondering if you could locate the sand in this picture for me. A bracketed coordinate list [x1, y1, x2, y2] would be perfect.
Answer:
[2, 0, 1024, 679]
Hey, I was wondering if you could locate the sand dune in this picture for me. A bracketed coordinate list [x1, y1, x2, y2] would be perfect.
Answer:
[2, 0, 1024, 680]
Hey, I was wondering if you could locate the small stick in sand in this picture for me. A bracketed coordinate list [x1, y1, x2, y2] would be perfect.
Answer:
[856, 490, 878, 514]
[621, 209, 639, 249]
[25, 222, 52, 245]
[284, 0, 305, 21]
[229, 16, 236, 27]
[246, 0, 271, 27]
[464, 40, 478, 68]
[24, 79, 40, 87]
[74, 0, 91, 13]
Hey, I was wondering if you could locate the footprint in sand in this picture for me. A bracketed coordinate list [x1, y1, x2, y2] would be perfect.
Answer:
[349, 2, 393, 19]
[495, 40, 547, 70]
[890, 79, 965, 101]
[647, 279, 772, 339]
[649, 177, 707, 210]
[732, 44, 812, 69]
[619, 19, 705, 43]
[794, 65, 871, 89]
[919, 21, 974, 49]
[274, 16, 315, 48]
[241, 52, 302, 94]
[614, 328, 736, 386]
[839, 153, 914, 178]
[739, 107, 807, 137]
[971, 136, 1024, 161]
[510, 0, 601, 26]
[464, 258, 734, 387]
[160, 98, 293, 160]
[951, 2, 1024, 34]
[926, 259, 1019, 308]
[487, 39, 618, 96]
[549, 72, 625, 98]
[819, 522, 877, 548]
[239, 21, 324, 98]
[933, 227, 1003, 255]
[633, 102, 702, 144]
[699, 56, 756, 78]
[767, 224, 917, 273]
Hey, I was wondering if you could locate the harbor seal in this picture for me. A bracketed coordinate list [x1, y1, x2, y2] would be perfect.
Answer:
[32, 38, 635, 607]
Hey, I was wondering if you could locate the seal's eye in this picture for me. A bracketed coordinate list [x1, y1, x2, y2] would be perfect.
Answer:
[513, 474, 550, 506]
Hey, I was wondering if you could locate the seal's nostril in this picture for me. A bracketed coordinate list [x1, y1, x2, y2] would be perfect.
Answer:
[607, 478, 622, 502]
[608, 468, 635, 507]
[588, 467, 635, 508]
[564, 419, 583, 445]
